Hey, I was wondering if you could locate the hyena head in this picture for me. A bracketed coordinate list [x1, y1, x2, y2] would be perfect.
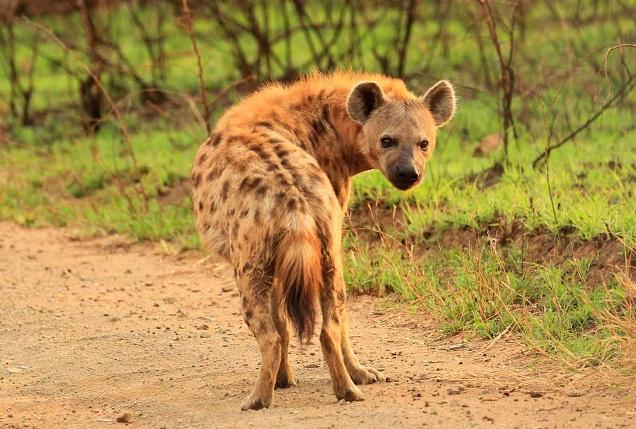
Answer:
[347, 80, 456, 190]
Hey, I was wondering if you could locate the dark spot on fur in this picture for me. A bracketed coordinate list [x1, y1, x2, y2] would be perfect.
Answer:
[240, 208, 249, 217]
[251, 177, 263, 189]
[191, 172, 202, 187]
[208, 133, 222, 147]
[198, 152, 207, 164]
[287, 198, 297, 210]
[221, 181, 230, 201]
[239, 177, 250, 192]
[254, 209, 261, 224]
[251, 145, 272, 162]
[321, 104, 331, 121]
[277, 149, 289, 158]
[311, 118, 326, 136]
[256, 185, 267, 197]
[198, 201, 203, 211]
[256, 121, 273, 129]
[275, 192, 286, 204]
[275, 172, 290, 186]
[244, 309, 254, 320]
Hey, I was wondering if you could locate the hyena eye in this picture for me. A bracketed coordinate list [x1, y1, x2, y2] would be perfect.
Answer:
[419, 139, 429, 151]
[380, 137, 397, 149]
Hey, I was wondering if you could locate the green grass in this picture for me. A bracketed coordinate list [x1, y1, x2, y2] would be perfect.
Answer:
[352, 103, 636, 244]
[343, 235, 635, 366]
[1, 3, 635, 369]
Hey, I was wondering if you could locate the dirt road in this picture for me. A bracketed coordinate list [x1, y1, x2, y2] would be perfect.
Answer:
[1, 222, 634, 428]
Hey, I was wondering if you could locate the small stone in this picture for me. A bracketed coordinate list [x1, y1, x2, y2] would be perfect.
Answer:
[445, 343, 465, 351]
[197, 324, 209, 330]
[304, 363, 320, 368]
[116, 413, 132, 423]
[200, 332, 211, 338]
[222, 284, 233, 292]
[528, 391, 543, 398]
[6, 367, 23, 374]
[447, 385, 465, 395]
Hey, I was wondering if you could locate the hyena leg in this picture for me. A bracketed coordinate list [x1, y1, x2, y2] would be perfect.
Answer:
[340, 305, 385, 385]
[319, 281, 364, 401]
[270, 285, 296, 388]
[238, 275, 281, 411]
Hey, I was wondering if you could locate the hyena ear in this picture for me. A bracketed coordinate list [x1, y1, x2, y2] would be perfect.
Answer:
[422, 80, 456, 127]
[347, 81, 385, 124]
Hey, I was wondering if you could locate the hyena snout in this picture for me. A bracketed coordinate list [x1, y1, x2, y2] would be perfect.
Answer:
[390, 160, 421, 190]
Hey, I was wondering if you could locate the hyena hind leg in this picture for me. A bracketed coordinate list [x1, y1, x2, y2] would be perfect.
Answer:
[271, 284, 296, 388]
[238, 274, 282, 411]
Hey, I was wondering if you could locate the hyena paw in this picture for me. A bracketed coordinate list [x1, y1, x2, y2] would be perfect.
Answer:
[349, 365, 386, 385]
[335, 384, 365, 402]
[240, 392, 272, 411]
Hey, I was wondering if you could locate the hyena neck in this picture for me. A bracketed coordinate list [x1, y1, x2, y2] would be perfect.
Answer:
[300, 92, 372, 207]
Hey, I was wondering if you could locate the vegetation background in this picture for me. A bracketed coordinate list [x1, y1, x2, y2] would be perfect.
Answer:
[1, 0, 635, 377]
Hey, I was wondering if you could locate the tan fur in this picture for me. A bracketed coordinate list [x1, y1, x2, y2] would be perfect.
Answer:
[191, 71, 456, 410]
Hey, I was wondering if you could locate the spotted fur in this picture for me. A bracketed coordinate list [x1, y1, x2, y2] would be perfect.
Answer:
[191, 71, 456, 410]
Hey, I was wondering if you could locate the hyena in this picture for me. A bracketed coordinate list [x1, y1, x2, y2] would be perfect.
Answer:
[191, 72, 456, 410]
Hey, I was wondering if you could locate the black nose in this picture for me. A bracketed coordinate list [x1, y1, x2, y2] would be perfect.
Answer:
[396, 165, 420, 184]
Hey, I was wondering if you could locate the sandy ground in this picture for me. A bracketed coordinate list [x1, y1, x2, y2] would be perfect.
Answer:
[1, 222, 634, 428]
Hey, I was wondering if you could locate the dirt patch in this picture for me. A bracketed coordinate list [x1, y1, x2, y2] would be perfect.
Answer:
[349, 205, 635, 286]
[0, 222, 635, 428]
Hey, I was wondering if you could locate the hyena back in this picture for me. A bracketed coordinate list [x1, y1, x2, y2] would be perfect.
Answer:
[191, 72, 456, 410]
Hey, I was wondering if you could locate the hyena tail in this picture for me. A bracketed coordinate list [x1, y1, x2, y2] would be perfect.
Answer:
[274, 221, 322, 344]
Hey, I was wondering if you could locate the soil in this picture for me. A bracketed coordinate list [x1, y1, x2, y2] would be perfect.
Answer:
[1, 222, 635, 428]
[349, 204, 636, 286]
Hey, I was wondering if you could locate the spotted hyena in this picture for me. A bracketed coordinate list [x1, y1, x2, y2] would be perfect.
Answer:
[191, 72, 456, 410]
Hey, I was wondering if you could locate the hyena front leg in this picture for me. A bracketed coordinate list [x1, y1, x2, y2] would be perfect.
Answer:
[238, 274, 281, 411]
[340, 306, 385, 385]
[270, 285, 296, 388]
[327, 230, 385, 386]
[319, 284, 364, 402]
